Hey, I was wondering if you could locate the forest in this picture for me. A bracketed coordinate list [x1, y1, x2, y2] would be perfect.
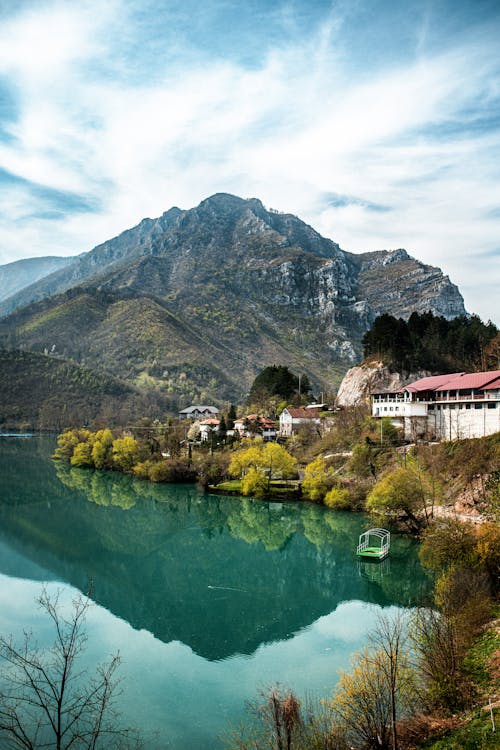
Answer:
[362, 311, 499, 373]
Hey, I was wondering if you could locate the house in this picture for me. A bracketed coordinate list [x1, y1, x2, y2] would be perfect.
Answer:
[279, 407, 321, 437]
[198, 418, 220, 441]
[371, 369, 500, 440]
[233, 414, 277, 441]
[179, 405, 219, 420]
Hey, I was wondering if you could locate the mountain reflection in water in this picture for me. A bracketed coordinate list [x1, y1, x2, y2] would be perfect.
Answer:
[0, 436, 430, 663]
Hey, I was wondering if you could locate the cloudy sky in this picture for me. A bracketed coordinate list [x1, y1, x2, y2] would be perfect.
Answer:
[0, 0, 499, 322]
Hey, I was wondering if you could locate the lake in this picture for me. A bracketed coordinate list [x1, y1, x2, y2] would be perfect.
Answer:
[0, 435, 431, 748]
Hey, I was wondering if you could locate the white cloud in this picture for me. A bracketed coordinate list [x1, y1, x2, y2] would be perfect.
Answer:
[0, 0, 499, 322]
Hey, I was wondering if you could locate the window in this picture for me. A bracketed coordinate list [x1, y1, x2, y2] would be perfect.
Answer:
[475, 404, 482, 409]
[449, 404, 455, 410]
[465, 404, 471, 410]
[487, 402, 496, 409]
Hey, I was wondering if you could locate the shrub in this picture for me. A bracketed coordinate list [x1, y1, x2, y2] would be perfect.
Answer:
[323, 487, 351, 510]
[133, 460, 157, 480]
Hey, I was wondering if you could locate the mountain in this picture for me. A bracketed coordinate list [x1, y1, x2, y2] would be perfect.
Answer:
[0, 256, 74, 304]
[0, 194, 466, 408]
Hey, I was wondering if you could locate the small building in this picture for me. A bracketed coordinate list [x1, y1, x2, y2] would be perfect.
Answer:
[371, 370, 500, 441]
[279, 407, 321, 437]
[179, 405, 220, 420]
[198, 418, 220, 442]
[233, 414, 277, 441]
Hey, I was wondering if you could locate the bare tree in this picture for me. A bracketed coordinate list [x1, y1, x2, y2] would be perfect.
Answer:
[0, 588, 140, 750]
[331, 612, 415, 750]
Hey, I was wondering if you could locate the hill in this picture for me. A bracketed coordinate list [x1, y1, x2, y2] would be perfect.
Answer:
[0, 194, 467, 407]
[0, 350, 169, 430]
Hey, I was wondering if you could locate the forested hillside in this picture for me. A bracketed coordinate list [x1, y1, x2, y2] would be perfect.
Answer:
[362, 311, 499, 373]
[0, 350, 169, 430]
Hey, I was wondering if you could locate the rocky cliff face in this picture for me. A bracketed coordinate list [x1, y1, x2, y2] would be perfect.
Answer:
[354, 249, 465, 321]
[336, 360, 429, 407]
[0, 194, 467, 404]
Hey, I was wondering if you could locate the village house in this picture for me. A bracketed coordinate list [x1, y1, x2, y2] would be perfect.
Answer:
[198, 418, 220, 441]
[233, 414, 277, 441]
[371, 369, 500, 441]
[179, 405, 219, 420]
[279, 407, 321, 437]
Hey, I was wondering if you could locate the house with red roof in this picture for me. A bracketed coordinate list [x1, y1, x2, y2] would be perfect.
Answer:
[233, 414, 277, 441]
[198, 418, 220, 441]
[371, 370, 500, 440]
[279, 407, 321, 437]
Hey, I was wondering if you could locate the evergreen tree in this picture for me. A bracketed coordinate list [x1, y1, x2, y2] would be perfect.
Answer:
[227, 404, 237, 431]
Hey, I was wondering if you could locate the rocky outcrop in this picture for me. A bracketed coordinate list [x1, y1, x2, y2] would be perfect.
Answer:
[336, 360, 430, 407]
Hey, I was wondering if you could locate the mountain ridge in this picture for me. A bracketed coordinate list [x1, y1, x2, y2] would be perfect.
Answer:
[0, 193, 467, 408]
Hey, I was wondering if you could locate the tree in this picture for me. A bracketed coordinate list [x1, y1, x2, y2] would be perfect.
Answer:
[229, 443, 297, 495]
[112, 437, 139, 472]
[218, 415, 227, 441]
[91, 429, 114, 470]
[366, 460, 436, 533]
[53, 429, 91, 461]
[227, 404, 237, 431]
[248, 366, 304, 407]
[241, 467, 268, 499]
[301, 456, 335, 502]
[70, 441, 94, 468]
[330, 613, 414, 750]
[323, 487, 351, 510]
[0, 588, 139, 750]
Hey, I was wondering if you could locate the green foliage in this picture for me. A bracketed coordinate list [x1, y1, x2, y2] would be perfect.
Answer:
[53, 429, 92, 460]
[133, 460, 157, 480]
[248, 365, 309, 407]
[363, 311, 498, 372]
[70, 441, 94, 468]
[241, 467, 268, 498]
[227, 404, 237, 431]
[366, 460, 436, 532]
[323, 486, 351, 510]
[228, 443, 297, 497]
[418, 712, 500, 750]
[91, 428, 114, 469]
[111, 437, 139, 472]
[301, 456, 335, 502]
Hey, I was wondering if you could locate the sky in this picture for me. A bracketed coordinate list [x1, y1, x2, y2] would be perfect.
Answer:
[0, 0, 499, 323]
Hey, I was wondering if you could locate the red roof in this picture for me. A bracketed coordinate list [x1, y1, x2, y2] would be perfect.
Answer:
[199, 418, 220, 425]
[434, 370, 500, 392]
[286, 408, 320, 418]
[405, 373, 463, 393]
[483, 377, 500, 390]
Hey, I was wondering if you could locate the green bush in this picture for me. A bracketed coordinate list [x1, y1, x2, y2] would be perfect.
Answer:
[323, 487, 351, 510]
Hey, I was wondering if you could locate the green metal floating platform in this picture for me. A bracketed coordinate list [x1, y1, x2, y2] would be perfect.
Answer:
[357, 528, 390, 560]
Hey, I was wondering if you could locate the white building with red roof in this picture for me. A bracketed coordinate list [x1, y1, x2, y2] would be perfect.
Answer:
[279, 407, 321, 437]
[371, 370, 500, 440]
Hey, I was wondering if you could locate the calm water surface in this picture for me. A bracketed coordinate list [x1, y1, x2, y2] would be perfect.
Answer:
[0, 435, 431, 748]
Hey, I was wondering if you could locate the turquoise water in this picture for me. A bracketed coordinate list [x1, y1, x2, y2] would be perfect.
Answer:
[0, 435, 431, 748]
